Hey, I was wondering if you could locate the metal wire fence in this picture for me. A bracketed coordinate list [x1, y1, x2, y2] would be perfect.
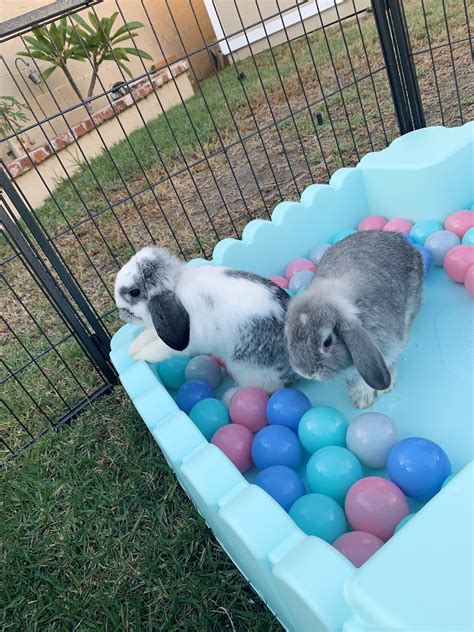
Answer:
[1, 0, 472, 461]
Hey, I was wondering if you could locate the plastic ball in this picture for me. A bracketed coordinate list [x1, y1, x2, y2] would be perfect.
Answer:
[252, 425, 302, 470]
[190, 398, 229, 440]
[332, 228, 356, 244]
[464, 265, 474, 296]
[298, 406, 348, 454]
[176, 380, 215, 413]
[229, 387, 269, 432]
[309, 243, 331, 265]
[413, 244, 432, 275]
[409, 219, 444, 245]
[394, 513, 415, 534]
[306, 446, 363, 504]
[387, 437, 452, 502]
[286, 289, 296, 297]
[289, 493, 347, 543]
[444, 210, 474, 238]
[358, 215, 387, 231]
[285, 258, 316, 281]
[383, 218, 414, 234]
[424, 230, 461, 266]
[400, 233, 416, 244]
[345, 476, 409, 541]
[270, 275, 289, 289]
[211, 423, 253, 473]
[157, 355, 190, 390]
[289, 270, 314, 293]
[441, 473, 455, 489]
[295, 286, 307, 296]
[266, 388, 312, 432]
[185, 355, 222, 388]
[333, 531, 384, 567]
[221, 386, 240, 407]
[346, 412, 398, 468]
[462, 227, 474, 245]
[255, 465, 305, 511]
[444, 245, 474, 283]
[211, 353, 226, 368]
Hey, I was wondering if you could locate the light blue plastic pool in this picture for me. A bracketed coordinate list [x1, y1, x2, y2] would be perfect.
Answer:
[110, 123, 474, 631]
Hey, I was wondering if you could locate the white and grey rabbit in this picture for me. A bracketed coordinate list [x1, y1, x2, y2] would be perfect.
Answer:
[284, 230, 423, 408]
[115, 246, 297, 392]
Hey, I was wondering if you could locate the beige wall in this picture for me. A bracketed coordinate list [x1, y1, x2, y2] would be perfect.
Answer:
[10, 72, 194, 209]
[1, 0, 216, 157]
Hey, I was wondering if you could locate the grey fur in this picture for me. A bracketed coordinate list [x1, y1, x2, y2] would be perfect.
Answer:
[225, 269, 290, 308]
[285, 230, 423, 407]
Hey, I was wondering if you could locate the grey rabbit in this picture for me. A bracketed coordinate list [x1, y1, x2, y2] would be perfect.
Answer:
[284, 230, 424, 408]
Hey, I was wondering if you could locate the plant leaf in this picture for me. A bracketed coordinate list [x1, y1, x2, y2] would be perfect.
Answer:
[116, 60, 133, 77]
[121, 47, 153, 60]
[71, 13, 95, 34]
[41, 66, 57, 83]
[112, 21, 144, 38]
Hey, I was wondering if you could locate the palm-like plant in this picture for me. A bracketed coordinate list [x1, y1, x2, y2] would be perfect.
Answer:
[0, 96, 29, 139]
[69, 12, 153, 99]
[17, 12, 153, 112]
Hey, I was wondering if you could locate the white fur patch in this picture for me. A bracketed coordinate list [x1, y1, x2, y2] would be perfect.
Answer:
[312, 278, 359, 321]
[299, 313, 309, 325]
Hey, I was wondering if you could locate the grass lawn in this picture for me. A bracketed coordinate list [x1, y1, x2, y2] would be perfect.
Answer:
[1, 0, 472, 628]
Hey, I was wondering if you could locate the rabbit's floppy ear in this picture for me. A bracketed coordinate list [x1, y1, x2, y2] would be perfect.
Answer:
[339, 320, 391, 390]
[149, 291, 190, 351]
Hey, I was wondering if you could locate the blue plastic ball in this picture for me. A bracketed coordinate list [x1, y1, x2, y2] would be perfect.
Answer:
[176, 380, 215, 414]
[255, 465, 306, 511]
[295, 285, 307, 296]
[409, 219, 444, 245]
[462, 227, 474, 245]
[158, 355, 190, 390]
[289, 493, 347, 543]
[424, 230, 461, 266]
[332, 228, 357, 244]
[252, 425, 302, 470]
[285, 289, 296, 297]
[394, 513, 415, 534]
[413, 244, 432, 275]
[185, 355, 222, 388]
[289, 270, 314, 293]
[387, 437, 452, 502]
[401, 233, 416, 245]
[266, 388, 312, 432]
[309, 243, 331, 265]
[306, 446, 363, 504]
[189, 398, 229, 440]
[298, 406, 348, 454]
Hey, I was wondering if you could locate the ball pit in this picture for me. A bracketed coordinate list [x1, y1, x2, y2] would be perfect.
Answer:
[387, 437, 452, 502]
[221, 386, 240, 407]
[306, 446, 363, 504]
[346, 412, 398, 468]
[229, 387, 268, 432]
[185, 354, 222, 388]
[358, 215, 387, 231]
[332, 228, 357, 244]
[409, 219, 444, 245]
[462, 227, 474, 245]
[333, 531, 384, 567]
[190, 398, 229, 441]
[285, 258, 316, 280]
[252, 425, 302, 470]
[211, 423, 253, 473]
[298, 406, 348, 454]
[383, 218, 413, 234]
[309, 243, 331, 264]
[157, 355, 190, 390]
[345, 476, 409, 541]
[255, 465, 305, 511]
[424, 230, 461, 265]
[289, 493, 347, 543]
[176, 379, 215, 414]
[270, 275, 289, 289]
[266, 388, 311, 432]
[464, 265, 474, 296]
[444, 210, 474, 238]
[444, 245, 474, 283]
[289, 269, 314, 292]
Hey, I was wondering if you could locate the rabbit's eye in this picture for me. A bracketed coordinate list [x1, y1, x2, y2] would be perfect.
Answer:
[323, 334, 333, 349]
[129, 288, 141, 298]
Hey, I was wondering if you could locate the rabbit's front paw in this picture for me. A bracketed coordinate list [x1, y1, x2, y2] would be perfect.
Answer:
[129, 329, 158, 358]
[347, 379, 375, 409]
[134, 338, 174, 363]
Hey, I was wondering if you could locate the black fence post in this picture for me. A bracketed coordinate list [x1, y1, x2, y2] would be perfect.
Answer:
[371, 0, 426, 134]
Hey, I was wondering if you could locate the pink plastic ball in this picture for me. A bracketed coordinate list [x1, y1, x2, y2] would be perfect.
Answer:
[285, 258, 316, 281]
[270, 276, 289, 289]
[464, 265, 474, 296]
[211, 423, 254, 473]
[333, 531, 384, 567]
[444, 210, 474, 238]
[345, 476, 409, 541]
[358, 215, 388, 231]
[383, 218, 414, 234]
[443, 245, 474, 283]
[229, 387, 269, 432]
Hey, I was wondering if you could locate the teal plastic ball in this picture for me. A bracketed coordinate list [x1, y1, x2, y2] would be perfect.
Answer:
[462, 227, 474, 245]
[306, 446, 363, 504]
[158, 355, 190, 390]
[289, 493, 347, 543]
[189, 398, 229, 440]
[409, 219, 444, 245]
[298, 406, 348, 454]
